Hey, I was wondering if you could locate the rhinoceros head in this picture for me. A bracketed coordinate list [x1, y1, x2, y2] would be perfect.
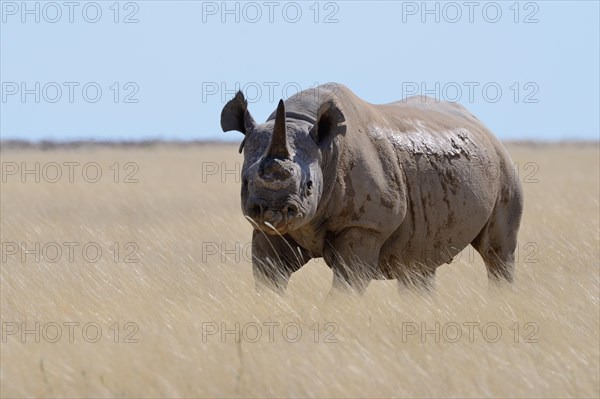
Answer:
[220, 91, 345, 235]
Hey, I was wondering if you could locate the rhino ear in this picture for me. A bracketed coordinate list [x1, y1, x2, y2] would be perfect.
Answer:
[221, 91, 257, 135]
[221, 91, 257, 153]
[309, 98, 346, 146]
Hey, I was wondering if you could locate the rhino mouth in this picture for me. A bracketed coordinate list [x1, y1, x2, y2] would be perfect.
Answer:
[247, 216, 295, 236]
[260, 222, 291, 235]
[244, 197, 305, 235]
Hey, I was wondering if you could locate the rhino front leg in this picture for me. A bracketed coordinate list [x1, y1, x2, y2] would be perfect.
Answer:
[251, 229, 311, 294]
[324, 227, 382, 295]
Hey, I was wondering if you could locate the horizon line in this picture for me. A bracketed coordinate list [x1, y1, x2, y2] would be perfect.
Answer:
[1, 138, 598, 151]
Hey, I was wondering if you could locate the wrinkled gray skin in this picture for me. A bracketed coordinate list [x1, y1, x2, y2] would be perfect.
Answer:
[221, 83, 523, 294]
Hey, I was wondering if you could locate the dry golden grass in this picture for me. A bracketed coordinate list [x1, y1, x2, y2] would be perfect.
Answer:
[0, 143, 598, 398]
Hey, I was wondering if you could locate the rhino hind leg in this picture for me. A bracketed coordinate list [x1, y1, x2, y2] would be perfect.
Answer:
[471, 188, 523, 284]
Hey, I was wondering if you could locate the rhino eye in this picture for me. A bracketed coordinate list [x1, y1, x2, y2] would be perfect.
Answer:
[242, 178, 249, 189]
[307, 180, 313, 191]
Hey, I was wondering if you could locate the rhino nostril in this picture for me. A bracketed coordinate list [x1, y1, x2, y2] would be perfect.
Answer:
[285, 204, 298, 219]
[249, 203, 263, 218]
[306, 180, 313, 194]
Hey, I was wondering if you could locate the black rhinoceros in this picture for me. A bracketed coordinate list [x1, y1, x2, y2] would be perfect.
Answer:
[221, 83, 523, 293]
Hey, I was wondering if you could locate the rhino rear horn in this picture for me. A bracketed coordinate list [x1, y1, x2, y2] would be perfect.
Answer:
[266, 99, 291, 158]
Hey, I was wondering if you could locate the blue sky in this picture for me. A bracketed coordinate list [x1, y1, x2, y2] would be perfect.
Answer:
[1, 1, 599, 141]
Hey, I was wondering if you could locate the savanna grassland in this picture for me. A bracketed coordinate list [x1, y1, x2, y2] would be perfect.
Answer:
[0, 142, 598, 398]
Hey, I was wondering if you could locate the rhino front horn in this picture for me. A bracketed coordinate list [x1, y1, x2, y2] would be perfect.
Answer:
[267, 99, 291, 158]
